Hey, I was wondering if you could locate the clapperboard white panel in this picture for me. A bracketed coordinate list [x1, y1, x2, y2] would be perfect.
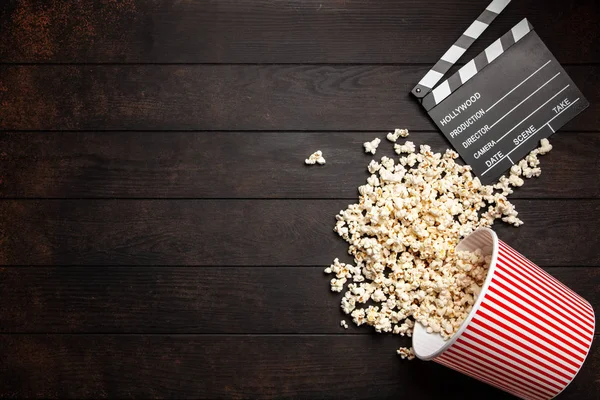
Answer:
[412, 1, 589, 184]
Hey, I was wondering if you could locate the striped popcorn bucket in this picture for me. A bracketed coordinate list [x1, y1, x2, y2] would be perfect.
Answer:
[412, 228, 595, 400]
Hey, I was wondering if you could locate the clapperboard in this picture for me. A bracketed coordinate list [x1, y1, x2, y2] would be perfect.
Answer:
[411, 0, 589, 184]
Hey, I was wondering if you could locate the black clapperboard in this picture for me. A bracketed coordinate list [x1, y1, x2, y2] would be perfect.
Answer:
[411, 0, 589, 184]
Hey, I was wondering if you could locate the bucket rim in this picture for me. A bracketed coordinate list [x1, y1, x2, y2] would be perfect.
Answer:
[413, 227, 499, 360]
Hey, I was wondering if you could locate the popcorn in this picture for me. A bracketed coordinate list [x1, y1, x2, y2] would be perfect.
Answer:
[340, 320, 349, 329]
[396, 347, 415, 360]
[387, 128, 410, 142]
[330, 277, 347, 292]
[508, 174, 524, 187]
[522, 166, 541, 179]
[325, 133, 554, 357]
[364, 138, 381, 154]
[394, 141, 416, 154]
[367, 160, 381, 174]
[538, 138, 552, 155]
[305, 150, 326, 165]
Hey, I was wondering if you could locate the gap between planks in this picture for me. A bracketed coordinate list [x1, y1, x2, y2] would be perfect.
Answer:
[1, 62, 599, 66]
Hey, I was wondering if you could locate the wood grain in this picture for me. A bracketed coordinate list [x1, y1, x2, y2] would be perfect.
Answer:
[0, 131, 598, 199]
[0, 199, 598, 266]
[0, 266, 597, 334]
[0, 334, 597, 399]
[0, 0, 598, 64]
[1, 65, 598, 131]
[1, 0, 598, 397]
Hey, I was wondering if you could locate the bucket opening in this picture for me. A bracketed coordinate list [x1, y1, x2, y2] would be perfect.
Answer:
[412, 227, 499, 360]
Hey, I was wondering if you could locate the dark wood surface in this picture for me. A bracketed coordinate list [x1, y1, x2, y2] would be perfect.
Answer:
[1, 131, 599, 199]
[1, 335, 598, 399]
[1, 65, 599, 131]
[1, 266, 598, 334]
[0, 0, 598, 63]
[1, 199, 600, 266]
[0, 0, 598, 399]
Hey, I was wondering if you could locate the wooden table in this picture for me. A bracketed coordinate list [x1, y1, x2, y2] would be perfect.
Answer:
[0, 1, 598, 398]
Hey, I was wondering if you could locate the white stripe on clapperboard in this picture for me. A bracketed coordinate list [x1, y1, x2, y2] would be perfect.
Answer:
[484, 39, 504, 63]
[464, 20, 488, 39]
[419, 70, 445, 90]
[441, 45, 466, 64]
[459, 60, 478, 84]
[433, 81, 452, 104]
[511, 16, 531, 42]
[487, 0, 511, 14]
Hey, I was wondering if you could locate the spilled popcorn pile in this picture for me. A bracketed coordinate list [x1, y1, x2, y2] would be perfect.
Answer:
[325, 129, 552, 359]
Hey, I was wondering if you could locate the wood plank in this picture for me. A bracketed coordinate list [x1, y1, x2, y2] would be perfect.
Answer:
[0, 0, 598, 64]
[0, 65, 598, 131]
[0, 266, 596, 334]
[0, 334, 597, 399]
[0, 200, 598, 266]
[0, 131, 598, 199]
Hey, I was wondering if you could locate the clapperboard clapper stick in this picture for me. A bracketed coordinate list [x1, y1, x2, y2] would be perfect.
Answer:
[411, 0, 589, 184]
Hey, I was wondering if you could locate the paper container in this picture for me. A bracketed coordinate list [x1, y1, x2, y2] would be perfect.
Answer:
[412, 228, 595, 400]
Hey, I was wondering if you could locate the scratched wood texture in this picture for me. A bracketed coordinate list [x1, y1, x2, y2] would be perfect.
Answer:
[0, 65, 598, 131]
[0, 335, 598, 399]
[0, 131, 598, 199]
[0, 0, 598, 63]
[2, 199, 600, 266]
[0, 0, 598, 399]
[0, 266, 598, 334]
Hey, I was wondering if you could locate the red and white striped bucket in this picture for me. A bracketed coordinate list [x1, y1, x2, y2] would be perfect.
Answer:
[412, 228, 595, 400]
